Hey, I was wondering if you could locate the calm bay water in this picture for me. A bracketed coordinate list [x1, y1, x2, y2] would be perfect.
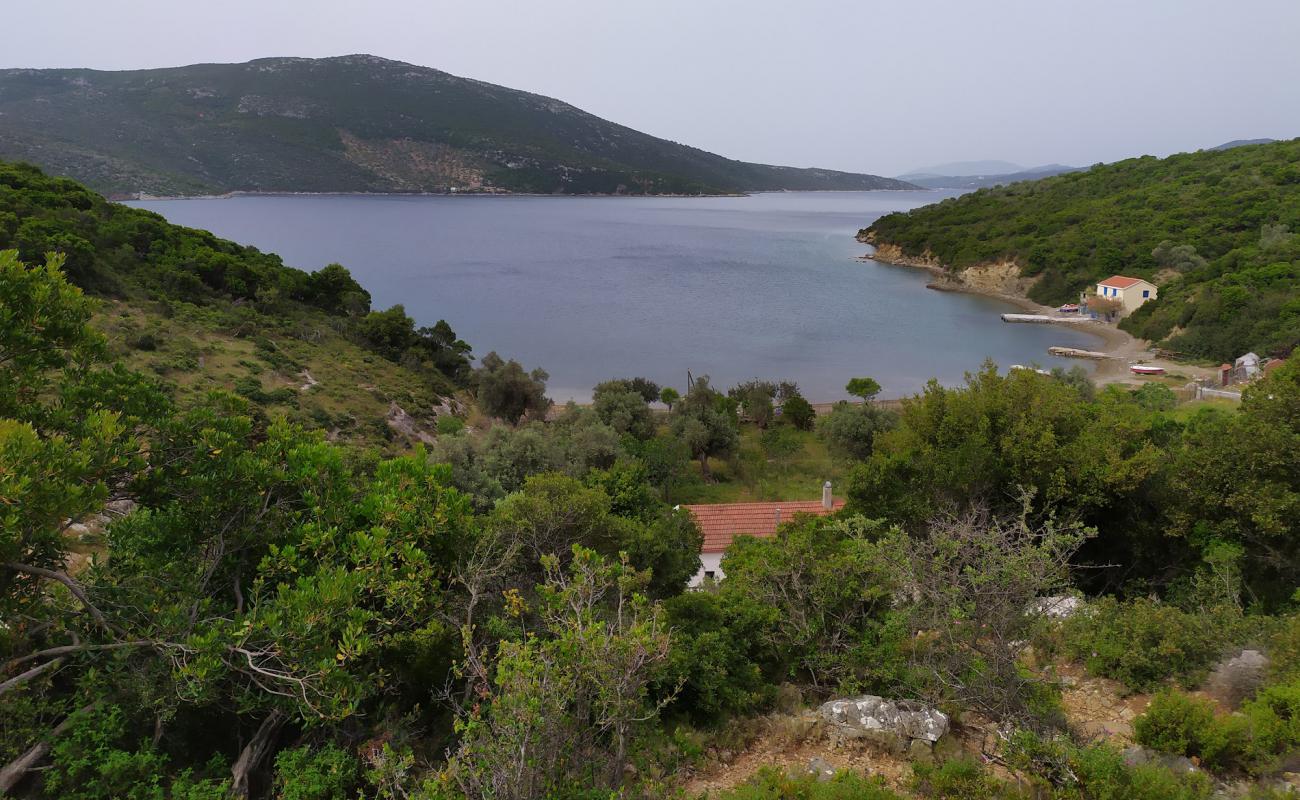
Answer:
[127, 191, 1099, 403]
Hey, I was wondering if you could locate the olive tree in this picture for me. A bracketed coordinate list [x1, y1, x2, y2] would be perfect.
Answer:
[474, 351, 550, 425]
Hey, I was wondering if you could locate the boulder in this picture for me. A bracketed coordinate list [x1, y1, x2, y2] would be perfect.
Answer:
[774, 683, 805, 714]
[1203, 649, 1269, 709]
[807, 757, 835, 782]
[1026, 595, 1083, 619]
[817, 695, 949, 751]
[1122, 745, 1198, 775]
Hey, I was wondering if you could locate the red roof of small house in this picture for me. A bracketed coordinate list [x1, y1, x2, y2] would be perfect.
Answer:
[1097, 275, 1147, 289]
[684, 499, 845, 553]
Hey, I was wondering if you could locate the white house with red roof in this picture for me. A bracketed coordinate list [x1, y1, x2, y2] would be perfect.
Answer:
[683, 481, 844, 586]
[1096, 275, 1158, 314]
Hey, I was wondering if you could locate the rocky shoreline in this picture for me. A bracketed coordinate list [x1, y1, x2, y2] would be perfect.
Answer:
[856, 232, 1157, 378]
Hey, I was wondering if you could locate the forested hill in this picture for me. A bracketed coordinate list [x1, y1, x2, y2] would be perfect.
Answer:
[862, 138, 1300, 361]
[0, 55, 915, 197]
[0, 158, 473, 448]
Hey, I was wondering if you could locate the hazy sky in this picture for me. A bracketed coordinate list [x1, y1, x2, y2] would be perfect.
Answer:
[8, 0, 1299, 176]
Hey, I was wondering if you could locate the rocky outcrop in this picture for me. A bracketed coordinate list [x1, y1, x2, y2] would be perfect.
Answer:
[1026, 595, 1083, 619]
[385, 402, 437, 445]
[1203, 649, 1269, 709]
[817, 696, 949, 753]
[859, 232, 1041, 300]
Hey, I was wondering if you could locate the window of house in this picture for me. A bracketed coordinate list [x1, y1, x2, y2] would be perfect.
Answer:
[1142, 290, 1150, 298]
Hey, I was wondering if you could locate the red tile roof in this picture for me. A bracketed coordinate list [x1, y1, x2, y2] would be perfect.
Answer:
[1097, 275, 1147, 289]
[684, 499, 845, 553]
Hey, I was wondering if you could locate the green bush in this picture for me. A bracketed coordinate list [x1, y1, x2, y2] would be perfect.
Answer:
[435, 414, 465, 436]
[273, 744, 360, 800]
[1133, 680, 1300, 776]
[1007, 732, 1215, 800]
[1134, 690, 1250, 772]
[780, 395, 815, 431]
[42, 706, 168, 800]
[1062, 598, 1226, 691]
[658, 591, 771, 722]
[1266, 613, 1300, 681]
[1068, 740, 1215, 800]
[910, 759, 1020, 799]
[1240, 680, 1300, 768]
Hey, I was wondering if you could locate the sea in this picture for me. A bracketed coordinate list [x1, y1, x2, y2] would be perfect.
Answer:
[127, 191, 1101, 403]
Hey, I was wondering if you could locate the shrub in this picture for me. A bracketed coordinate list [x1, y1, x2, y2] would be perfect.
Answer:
[273, 744, 360, 800]
[780, 395, 815, 431]
[1007, 732, 1215, 800]
[1069, 740, 1215, 800]
[436, 415, 465, 436]
[817, 402, 894, 461]
[1134, 690, 1250, 772]
[1240, 679, 1300, 768]
[910, 759, 1019, 799]
[1266, 613, 1300, 681]
[1062, 597, 1226, 691]
[658, 591, 770, 722]
[42, 705, 168, 800]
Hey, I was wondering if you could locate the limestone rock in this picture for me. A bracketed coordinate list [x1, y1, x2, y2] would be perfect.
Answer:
[807, 757, 835, 782]
[817, 695, 950, 748]
[1026, 595, 1082, 619]
[386, 402, 437, 445]
[1203, 649, 1269, 709]
[1122, 746, 1198, 775]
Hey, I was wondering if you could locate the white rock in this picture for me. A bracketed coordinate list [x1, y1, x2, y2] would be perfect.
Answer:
[817, 695, 949, 743]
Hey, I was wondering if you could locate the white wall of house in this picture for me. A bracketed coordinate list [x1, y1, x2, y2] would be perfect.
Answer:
[1096, 280, 1158, 314]
[689, 552, 724, 588]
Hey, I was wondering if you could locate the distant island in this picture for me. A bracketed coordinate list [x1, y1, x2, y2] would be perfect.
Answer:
[0, 55, 917, 197]
[897, 164, 1082, 191]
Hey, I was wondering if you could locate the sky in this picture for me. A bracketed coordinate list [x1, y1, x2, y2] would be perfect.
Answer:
[7, 0, 1300, 177]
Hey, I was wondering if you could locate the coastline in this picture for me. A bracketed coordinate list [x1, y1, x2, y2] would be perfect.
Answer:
[120, 187, 926, 203]
[855, 241, 1160, 383]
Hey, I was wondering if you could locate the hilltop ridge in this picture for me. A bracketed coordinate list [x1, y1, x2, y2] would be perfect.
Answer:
[0, 55, 916, 197]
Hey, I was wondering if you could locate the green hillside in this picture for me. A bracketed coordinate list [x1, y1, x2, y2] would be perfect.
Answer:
[862, 139, 1300, 361]
[0, 55, 915, 197]
[0, 159, 469, 448]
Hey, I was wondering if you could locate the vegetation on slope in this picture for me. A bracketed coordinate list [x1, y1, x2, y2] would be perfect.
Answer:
[0, 159, 471, 448]
[0, 55, 916, 197]
[862, 139, 1300, 361]
[10, 162, 1300, 799]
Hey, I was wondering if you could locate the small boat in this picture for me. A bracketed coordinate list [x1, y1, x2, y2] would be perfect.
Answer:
[1130, 364, 1165, 376]
[1057, 303, 1080, 313]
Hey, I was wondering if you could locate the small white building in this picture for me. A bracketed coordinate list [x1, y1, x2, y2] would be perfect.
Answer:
[1096, 275, 1158, 315]
[684, 482, 843, 587]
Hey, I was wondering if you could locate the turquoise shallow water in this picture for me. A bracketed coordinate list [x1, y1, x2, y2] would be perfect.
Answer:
[128, 191, 1101, 403]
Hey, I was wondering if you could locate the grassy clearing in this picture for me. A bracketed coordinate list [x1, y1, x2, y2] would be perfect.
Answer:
[672, 423, 846, 505]
[95, 299, 449, 452]
[1166, 397, 1241, 422]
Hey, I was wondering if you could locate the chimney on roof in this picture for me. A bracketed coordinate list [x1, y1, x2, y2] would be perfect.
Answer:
[774, 507, 782, 526]
[822, 481, 833, 510]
